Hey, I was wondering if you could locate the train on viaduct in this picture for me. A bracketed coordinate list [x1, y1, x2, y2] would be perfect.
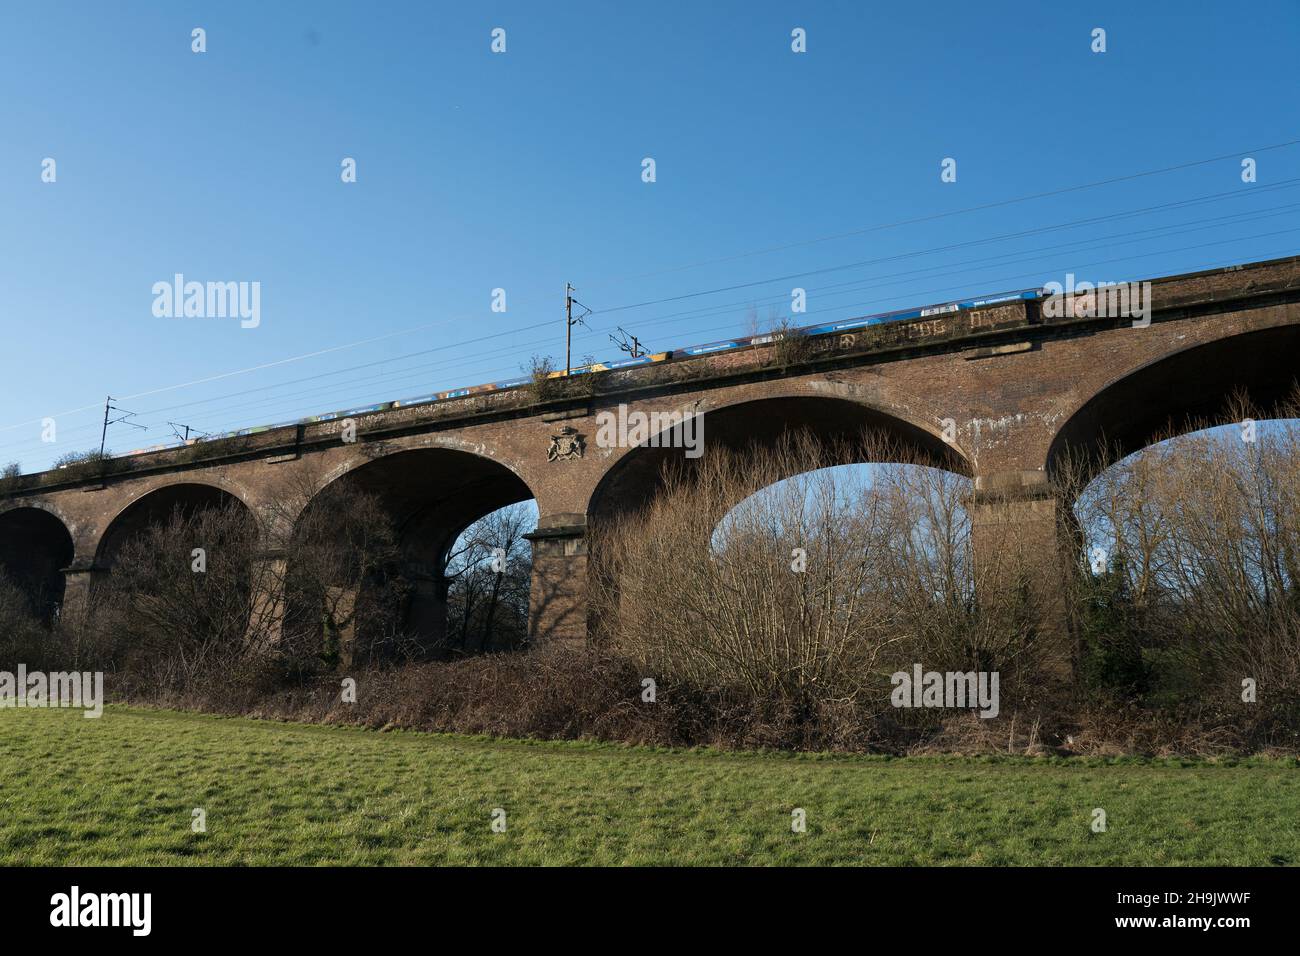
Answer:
[1, 255, 1297, 665]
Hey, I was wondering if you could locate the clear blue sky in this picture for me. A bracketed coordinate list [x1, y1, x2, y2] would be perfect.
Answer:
[2, 0, 1297, 472]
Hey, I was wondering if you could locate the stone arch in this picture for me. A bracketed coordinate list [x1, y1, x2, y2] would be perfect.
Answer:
[108, 472, 258, 512]
[1046, 324, 1300, 482]
[581, 391, 972, 645]
[587, 391, 969, 524]
[0, 505, 76, 623]
[94, 481, 258, 569]
[0, 496, 78, 526]
[289, 446, 538, 656]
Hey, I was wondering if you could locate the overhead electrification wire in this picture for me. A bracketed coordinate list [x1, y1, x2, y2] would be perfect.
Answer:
[0, 218, 1295, 462]
[63, 239, 1294, 447]
[581, 201, 1300, 333]
[579, 138, 1300, 286]
[92, 187, 1300, 423]
[586, 181, 1300, 320]
[90, 202, 1300, 434]
[135, 236, 1300, 443]
[4, 139, 1296, 439]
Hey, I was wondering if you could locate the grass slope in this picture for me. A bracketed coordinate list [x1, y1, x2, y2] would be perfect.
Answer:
[0, 706, 1296, 866]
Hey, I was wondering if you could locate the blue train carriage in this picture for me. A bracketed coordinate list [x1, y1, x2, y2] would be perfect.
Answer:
[490, 376, 532, 391]
[920, 300, 961, 317]
[793, 287, 1045, 342]
[670, 329, 803, 357]
[955, 288, 1043, 310]
[183, 288, 1048, 449]
[794, 302, 933, 340]
[391, 392, 442, 409]
[797, 315, 891, 337]
[331, 402, 391, 419]
[678, 338, 749, 357]
[603, 354, 655, 370]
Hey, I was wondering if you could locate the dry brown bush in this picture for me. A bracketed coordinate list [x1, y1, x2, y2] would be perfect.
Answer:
[1063, 390, 1300, 731]
[88, 501, 279, 693]
[150, 646, 908, 752]
[589, 431, 1060, 723]
[5, 397, 1297, 756]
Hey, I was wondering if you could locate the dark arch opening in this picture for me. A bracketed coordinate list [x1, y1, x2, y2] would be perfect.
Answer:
[96, 483, 253, 569]
[0, 507, 75, 624]
[290, 448, 536, 660]
[1047, 325, 1300, 483]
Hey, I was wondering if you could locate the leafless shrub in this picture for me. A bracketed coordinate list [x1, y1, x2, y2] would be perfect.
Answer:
[10, 392, 1296, 755]
[589, 431, 1058, 724]
[524, 354, 566, 402]
[51, 448, 122, 483]
[0, 574, 58, 668]
[1065, 389, 1300, 730]
[768, 317, 815, 367]
[88, 501, 273, 693]
[0, 462, 22, 495]
[67, 462, 417, 695]
[170, 646, 896, 751]
[267, 466, 412, 670]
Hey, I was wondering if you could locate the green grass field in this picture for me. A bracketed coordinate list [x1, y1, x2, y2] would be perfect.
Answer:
[0, 706, 1296, 865]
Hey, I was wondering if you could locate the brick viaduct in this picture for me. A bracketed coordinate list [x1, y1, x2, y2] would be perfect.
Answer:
[1, 255, 1298, 658]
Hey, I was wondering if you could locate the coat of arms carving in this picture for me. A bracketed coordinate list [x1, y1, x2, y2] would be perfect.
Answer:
[547, 426, 585, 462]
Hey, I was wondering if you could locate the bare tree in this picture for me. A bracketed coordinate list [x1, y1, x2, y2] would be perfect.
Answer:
[588, 432, 1053, 711]
[445, 503, 533, 655]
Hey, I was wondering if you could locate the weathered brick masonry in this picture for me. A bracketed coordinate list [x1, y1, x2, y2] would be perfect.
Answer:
[2, 255, 1298, 660]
